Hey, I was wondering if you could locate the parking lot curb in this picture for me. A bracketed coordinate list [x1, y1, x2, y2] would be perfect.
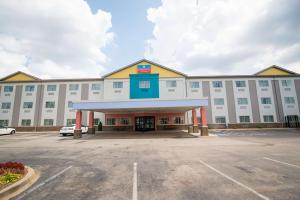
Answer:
[0, 166, 40, 200]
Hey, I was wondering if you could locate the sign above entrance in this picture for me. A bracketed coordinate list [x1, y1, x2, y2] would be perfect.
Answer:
[137, 64, 151, 73]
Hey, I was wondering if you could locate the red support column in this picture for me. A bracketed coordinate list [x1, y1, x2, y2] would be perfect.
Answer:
[192, 109, 199, 133]
[89, 111, 94, 128]
[74, 110, 82, 139]
[88, 111, 95, 134]
[75, 110, 82, 129]
[200, 106, 208, 136]
[200, 107, 207, 126]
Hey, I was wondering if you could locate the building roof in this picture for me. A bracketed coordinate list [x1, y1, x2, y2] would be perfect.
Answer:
[0, 71, 41, 82]
[102, 59, 187, 78]
[72, 99, 208, 112]
[254, 65, 299, 76]
[1, 61, 299, 83]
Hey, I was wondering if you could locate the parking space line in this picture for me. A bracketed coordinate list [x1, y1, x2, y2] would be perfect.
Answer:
[199, 160, 269, 200]
[16, 165, 73, 200]
[133, 162, 138, 200]
[264, 157, 300, 169]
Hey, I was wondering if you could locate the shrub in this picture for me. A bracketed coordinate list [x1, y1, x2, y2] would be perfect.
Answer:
[0, 162, 25, 175]
[0, 173, 21, 184]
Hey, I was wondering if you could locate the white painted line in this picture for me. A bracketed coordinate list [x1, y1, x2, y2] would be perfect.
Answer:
[199, 160, 269, 200]
[132, 162, 138, 200]
[16, 165, 72, 200]
[264, 157, 300, 169]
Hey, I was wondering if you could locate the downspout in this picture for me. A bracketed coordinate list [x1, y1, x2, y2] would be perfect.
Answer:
[35, 81, 43, 132]
[272, 76, 282, 126]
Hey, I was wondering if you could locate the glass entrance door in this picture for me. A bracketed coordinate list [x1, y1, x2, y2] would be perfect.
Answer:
[135, 116, 155, 131]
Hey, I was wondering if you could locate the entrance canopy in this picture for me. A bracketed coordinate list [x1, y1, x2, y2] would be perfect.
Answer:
[72, 99, 208, 113]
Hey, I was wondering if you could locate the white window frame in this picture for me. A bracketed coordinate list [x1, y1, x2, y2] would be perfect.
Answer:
[235, 81, 246, 87]
[69, 84, 79, 91]
[139, 80, 150, 89]
[4, 86, 13, 92]
[23, 102, 33, 109]
[212, 81, 223, 88]
[237, 98, 248, 105]
[91, 84, 101, 90]
[258, 80, 269, 87]
[166, 80, 177, 88]
[214, 98, 224, 105]
[47, 85, 57, 92]
[113, 82, 123, 89]
[190, 81, 200, 88]
[261, 97, 272, 104]
[25, 85, 35, 92]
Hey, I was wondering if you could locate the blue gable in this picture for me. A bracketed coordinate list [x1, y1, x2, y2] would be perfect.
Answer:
[130, 74, 159, 99]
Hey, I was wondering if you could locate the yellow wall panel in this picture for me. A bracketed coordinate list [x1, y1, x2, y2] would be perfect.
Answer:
[257, 68, 291, 76]
[106, 61, 183, 79]
[3, 73, 36, 81]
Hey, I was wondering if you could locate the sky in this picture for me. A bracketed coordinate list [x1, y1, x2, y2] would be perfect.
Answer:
[0, 0, 299, 79]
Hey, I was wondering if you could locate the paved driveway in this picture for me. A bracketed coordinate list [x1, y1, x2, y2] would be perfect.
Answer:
[0, 129, 300, 200]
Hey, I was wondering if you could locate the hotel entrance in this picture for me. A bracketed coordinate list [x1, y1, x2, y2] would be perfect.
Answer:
[135, 116, 155, 131]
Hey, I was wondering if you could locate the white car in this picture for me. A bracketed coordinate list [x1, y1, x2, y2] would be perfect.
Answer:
[59, 125, 88, 136]
[0, 125, 16, 135]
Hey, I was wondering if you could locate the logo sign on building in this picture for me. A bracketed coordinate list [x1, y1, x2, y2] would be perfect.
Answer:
[137, 65, 151, 73]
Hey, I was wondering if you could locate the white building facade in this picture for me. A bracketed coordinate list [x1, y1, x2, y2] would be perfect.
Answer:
[0, 59, 300, 131]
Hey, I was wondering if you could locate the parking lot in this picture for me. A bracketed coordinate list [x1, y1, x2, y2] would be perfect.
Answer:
[0, 129, 300, 200]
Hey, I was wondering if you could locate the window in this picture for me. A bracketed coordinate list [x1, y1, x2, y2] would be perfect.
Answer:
[174, 116, 184, 124]
[4, 86, 13, 92]
[166, 80, 177, 88]
[23, 102, 33, 109]
[113, 81, 123, 89]
[69, 84, 79, 91]
[67, 119, 76, 126]
[47, 85, 56, 91]
[44, 119, 54, 126]
[190, 81, 200, 88]
[263, 115, 274, 122]
[284, 97, 295, 104]
[91, 84, 101, 90]
[212, 81, 223, 88]
[239, 116, 250, 123]
[120, 118, 129, 125]
[237, 98, 248, 105]
[214, 98, 224, 105]
[160, 117, 169, 124]
[45, 101, 55, 108]
[106, 118, 116, 125]
[93, 118, 100, 125]
[258, 80, 269, 87]
[21, 119, 31, 126]
[281, 80, 291, 87]
[215, 116, 226, 124]
[68, 101, 73, 108]
[0, 120, 9, 126]
[1, 102, 11, 109]
[235, 81, 246, 87]
[25, 85, 35, 92]
[139, 80, 150, 89]
[261, 97, 271, 104]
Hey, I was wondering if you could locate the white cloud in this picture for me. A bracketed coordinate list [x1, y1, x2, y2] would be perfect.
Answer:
[0, 0, 114, 78]
[145, 0, 300, 75]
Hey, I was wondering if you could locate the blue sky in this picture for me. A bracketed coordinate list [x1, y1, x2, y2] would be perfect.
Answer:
[87, 0, 161, 71]
[0, 0, 299, 78]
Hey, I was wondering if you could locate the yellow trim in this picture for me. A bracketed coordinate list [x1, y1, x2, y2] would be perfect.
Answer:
[3, 73, 36, 81]
[106, 61, 183, 79]
[257, 67, 292, 76]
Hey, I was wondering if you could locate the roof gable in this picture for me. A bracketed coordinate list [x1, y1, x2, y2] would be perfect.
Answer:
[0, 71, 41, 82]
[104, 59, 186, 79]
[255, 65, 298, 76]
